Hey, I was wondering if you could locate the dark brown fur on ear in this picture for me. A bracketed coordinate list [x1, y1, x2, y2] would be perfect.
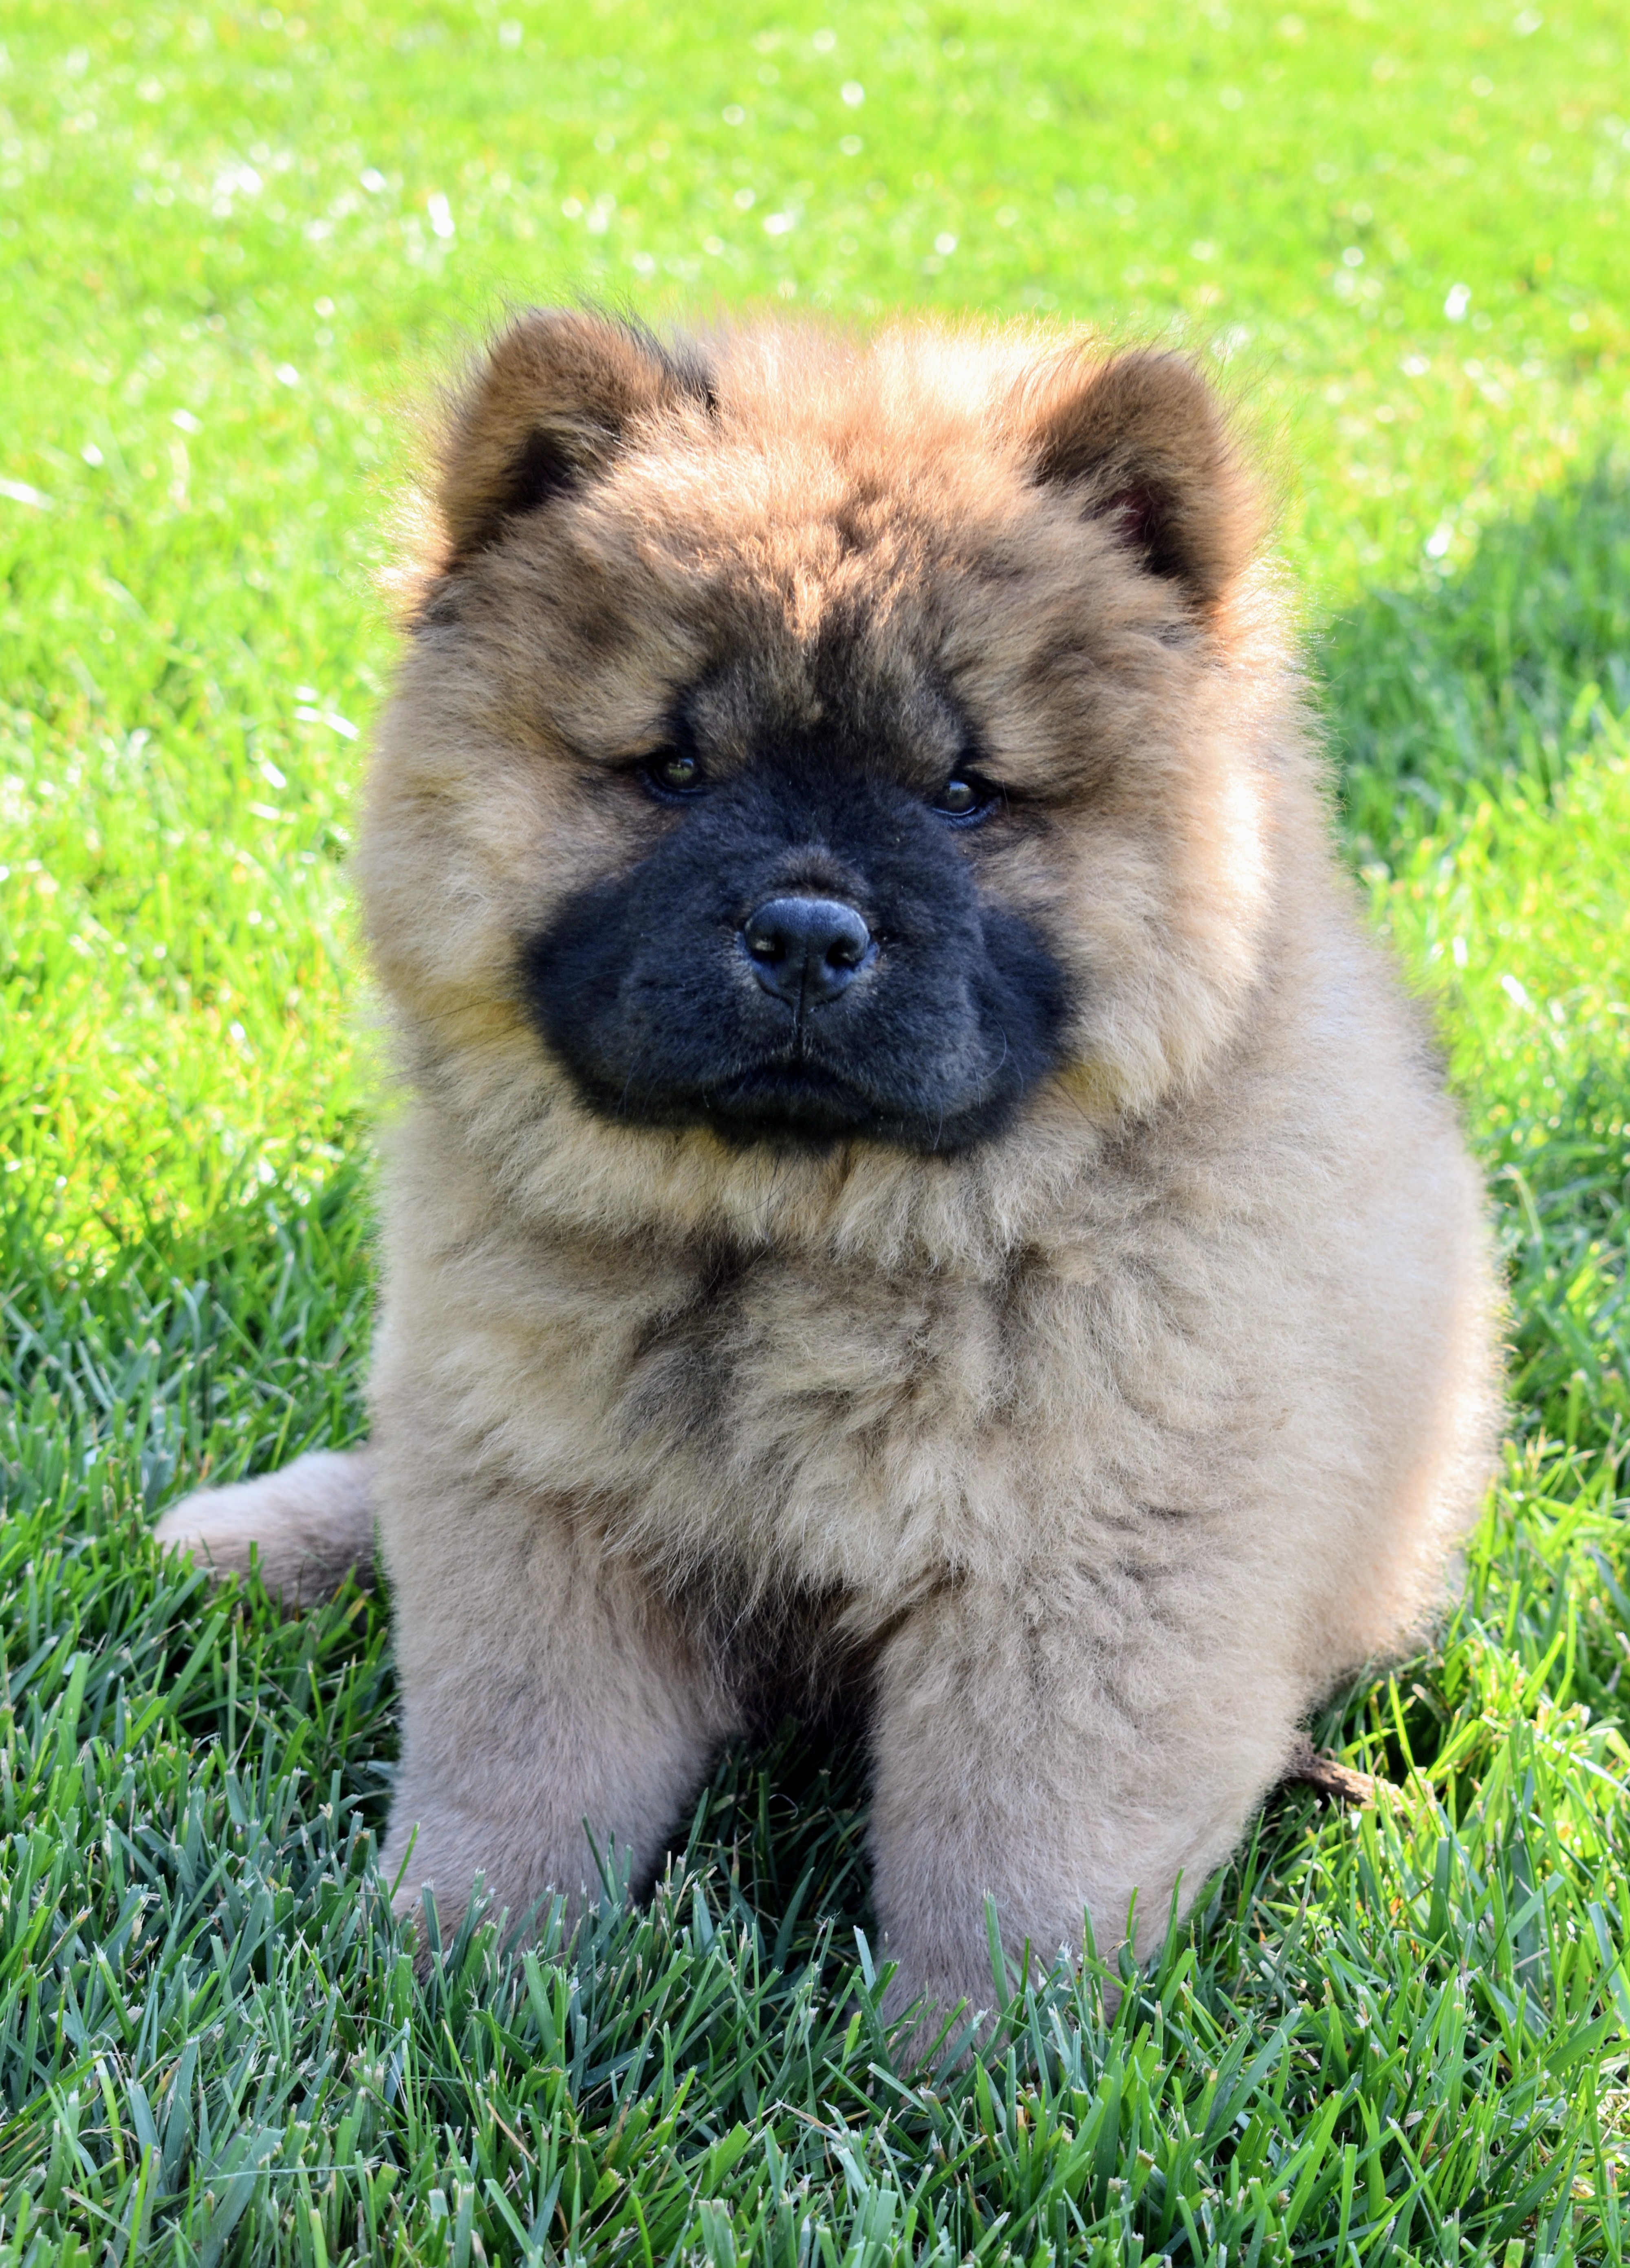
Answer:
[437, 309, 710, 565]
[1026, 348, 1261, 609]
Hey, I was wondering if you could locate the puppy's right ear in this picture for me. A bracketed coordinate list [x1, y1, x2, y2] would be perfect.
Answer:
[436, 309, 705, 565]
[1024, 347, 1261, 612]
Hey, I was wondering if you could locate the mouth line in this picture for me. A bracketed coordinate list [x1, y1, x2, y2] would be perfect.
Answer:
[609, 1031, 1007, 1134]
[700, 1055, 881, 1125]
[569, 1044, 1009, 1156]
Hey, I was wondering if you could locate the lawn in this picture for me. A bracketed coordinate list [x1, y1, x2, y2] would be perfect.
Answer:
[1, 2, 1628, 2261]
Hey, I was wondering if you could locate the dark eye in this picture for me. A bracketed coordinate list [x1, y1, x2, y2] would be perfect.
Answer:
[647, 749, 704, 798]
[930, 772, 997, 824]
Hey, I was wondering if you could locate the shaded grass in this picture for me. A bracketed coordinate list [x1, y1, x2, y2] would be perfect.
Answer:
[1326, 462, 1630, 863]
[1371, 689, 1630, 1461]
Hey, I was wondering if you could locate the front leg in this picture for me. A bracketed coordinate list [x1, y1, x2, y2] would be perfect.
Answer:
[379, 1453, 740, 1944]
[869, 1562, 1304, 2043]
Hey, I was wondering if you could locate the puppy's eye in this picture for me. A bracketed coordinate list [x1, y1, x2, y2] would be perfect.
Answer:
[930, 772, 997, 824]
[647, 749, 705, 798]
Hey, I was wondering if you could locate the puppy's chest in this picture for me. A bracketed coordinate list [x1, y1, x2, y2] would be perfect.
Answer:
[623, 1251, 999, 1455]
[606, 1249, 1014, 1582]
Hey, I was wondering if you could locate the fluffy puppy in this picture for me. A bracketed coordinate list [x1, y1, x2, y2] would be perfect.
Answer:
[157, 311, 1501, 2032]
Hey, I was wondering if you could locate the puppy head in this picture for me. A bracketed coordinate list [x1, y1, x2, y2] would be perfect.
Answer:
[362, 311, 1288, 1243]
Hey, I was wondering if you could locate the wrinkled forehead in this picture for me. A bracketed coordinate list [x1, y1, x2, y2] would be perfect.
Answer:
[538, 505, 978, 778]
[676, 625, 974, 784]
[561, 414, 1063, 731]
[619, 360, 1033, 576]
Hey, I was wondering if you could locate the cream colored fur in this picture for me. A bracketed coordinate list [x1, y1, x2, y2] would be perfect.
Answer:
[158, 1447, 376, 1608]
[156, 313, 1501, 2041]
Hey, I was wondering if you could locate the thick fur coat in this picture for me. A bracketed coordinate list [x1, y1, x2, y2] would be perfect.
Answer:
[157, 312, 1501, 2033]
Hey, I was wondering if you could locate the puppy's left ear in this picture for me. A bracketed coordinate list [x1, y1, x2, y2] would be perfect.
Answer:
[1026, 348, 1262, 610]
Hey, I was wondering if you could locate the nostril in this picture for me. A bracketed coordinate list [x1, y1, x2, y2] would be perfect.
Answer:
[740, 895, 875, 1005]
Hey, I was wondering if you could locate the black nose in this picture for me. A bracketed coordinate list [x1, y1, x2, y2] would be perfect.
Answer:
[741, 895, 875, 1007]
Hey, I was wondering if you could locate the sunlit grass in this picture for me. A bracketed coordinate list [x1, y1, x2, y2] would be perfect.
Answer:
[1, 2, 1627, 2262]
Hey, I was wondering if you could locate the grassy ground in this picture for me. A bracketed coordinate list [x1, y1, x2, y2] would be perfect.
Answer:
[1, 2, 1628, 2261]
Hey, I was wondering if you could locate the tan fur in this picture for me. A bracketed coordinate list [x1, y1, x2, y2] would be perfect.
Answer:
[156, 312, 1501, 2039]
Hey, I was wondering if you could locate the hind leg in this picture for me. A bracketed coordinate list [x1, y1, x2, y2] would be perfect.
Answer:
[154, 1445, 377, 1604]
[379, 1454, 742, 1943]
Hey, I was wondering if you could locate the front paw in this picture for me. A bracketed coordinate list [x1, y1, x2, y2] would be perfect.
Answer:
[880, 1962, 1003, 2068]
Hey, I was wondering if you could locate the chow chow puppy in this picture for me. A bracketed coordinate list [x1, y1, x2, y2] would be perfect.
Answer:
[157, 309, 1500, 2034]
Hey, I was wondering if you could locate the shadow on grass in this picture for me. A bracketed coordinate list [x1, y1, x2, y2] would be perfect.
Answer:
[1321, 464, 1630, 1460]
[1319, 455, 1630, 863]
[1, 1154, 375, 1517]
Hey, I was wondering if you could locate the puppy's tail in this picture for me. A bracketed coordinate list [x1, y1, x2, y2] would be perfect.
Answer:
[154, 1444, 376, 1607]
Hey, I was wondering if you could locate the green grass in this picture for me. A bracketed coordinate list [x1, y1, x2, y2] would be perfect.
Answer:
[1, 2, 1628, 2261]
